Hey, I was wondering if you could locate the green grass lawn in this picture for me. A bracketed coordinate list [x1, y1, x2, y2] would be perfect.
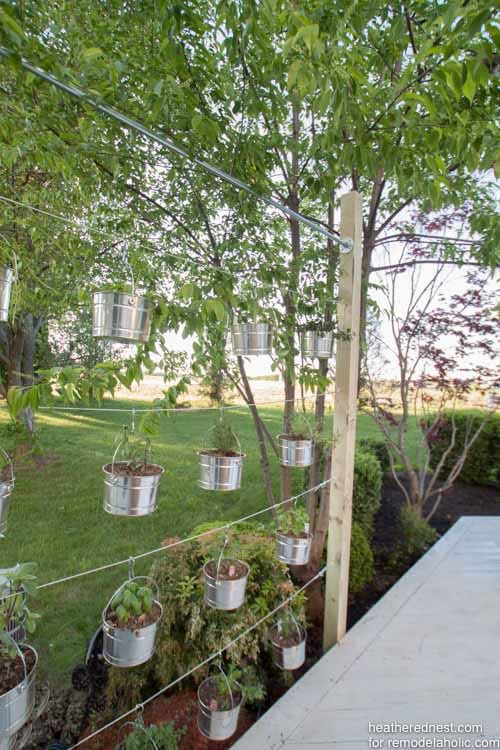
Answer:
[0, 399, 419, 682]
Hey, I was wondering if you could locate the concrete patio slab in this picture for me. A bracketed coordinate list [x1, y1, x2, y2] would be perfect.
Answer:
[233, 517, 500, 750]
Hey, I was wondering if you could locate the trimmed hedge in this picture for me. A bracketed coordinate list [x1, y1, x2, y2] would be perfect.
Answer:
[429, 411, 500, 485]
[353, 450, 382, 538]
[349, 522, 374, 594]
[358, 437, 391, 475]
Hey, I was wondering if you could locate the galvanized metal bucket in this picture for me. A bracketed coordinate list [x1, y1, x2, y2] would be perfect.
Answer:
[197, 676, 242, 741]
[0, 449, 14, 538]
[231, 322, 272, 356]
[102, 576, 162, 668]
[0, 644, 37, 737]
[0, 268, 13, 323]
[203, 559, 249, 610]
[0, 480, 14, 539]
[198, 452, 245, 491]
[102, 463, 163, 516]
[92, 291, 153, 344]
[278, 434, 314, 467]
[300, 330, 335, 359]
[276, 531, 312, 566]
[270, 621, 306, 671]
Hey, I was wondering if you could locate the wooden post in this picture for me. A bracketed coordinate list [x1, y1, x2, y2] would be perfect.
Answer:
[323, 190, 363, 651]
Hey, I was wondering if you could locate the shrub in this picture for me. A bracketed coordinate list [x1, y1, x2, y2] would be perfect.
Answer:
[353, 450, 382, 538]
[358, 437, 391, 475]
[150, 523, 305, 687]
[349, 522, 374, 594]
[429, 411, 499, 485]
[103, 523, 304, 713]
[397, 506, 439, 562]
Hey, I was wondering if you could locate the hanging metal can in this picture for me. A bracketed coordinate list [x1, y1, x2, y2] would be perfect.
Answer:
[270, 621, 306, 670]
[197, 676, 242, 741]
[102, 462, 163, 516]
[231, 322, 272, 356]
[203, 559, 249, 610]
[102, 576, 163, 668]
[0, 268, 13, 323]
[92, 291, 153, 344]
[276, 530, 312, 566]
[0, 644, 37, 736]
[300, 330, 335, 359]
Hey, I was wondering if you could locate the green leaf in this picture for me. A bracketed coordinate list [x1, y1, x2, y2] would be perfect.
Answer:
[462, 71, 476, 104]
[81, 47, 104, 62]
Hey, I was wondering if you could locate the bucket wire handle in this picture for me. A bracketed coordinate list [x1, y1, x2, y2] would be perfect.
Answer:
[215, 528, 230, 585]
[215, 654, 236, 725]
[277, 607, 303, 644]
[0, 445, 13, 482]
[111, 426, 128, 476]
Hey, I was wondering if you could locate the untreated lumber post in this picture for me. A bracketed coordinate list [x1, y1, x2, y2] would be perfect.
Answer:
[323, 190, 363, 651]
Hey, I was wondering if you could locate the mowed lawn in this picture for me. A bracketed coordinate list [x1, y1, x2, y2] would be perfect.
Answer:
[0, 398, 419, 682]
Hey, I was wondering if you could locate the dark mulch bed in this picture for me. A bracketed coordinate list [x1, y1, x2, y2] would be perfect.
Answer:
[81, 690, 257, 750]
[348, 475, 500, 627]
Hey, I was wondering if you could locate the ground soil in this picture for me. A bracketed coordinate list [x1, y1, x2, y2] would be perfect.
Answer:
[105, 601, 162, 630]
[348, 475, 500, 627]
[200, 450, 242, 458]
[104, 462, 162, 477]
[80, 690, 255, 750]
[0, 648, 35, 694]
[205, 559, 248, 580]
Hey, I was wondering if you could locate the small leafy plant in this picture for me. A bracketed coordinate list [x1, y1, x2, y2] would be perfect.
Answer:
[209, 664, 265, 710]
[273, 611, 304, 643]
[108, 580, 155, 627]
[0, 563, 39, 663]
[113, 427, 153, 472]
[209, 412, 240, 454]
[284, 413, 311, 440]
[118, 720, 182, 750]
[276, 506, 310, 537]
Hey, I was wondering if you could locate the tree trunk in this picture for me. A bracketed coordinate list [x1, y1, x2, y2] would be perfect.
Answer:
[236, 356, 277, 518]
[0, 314, 44, 443]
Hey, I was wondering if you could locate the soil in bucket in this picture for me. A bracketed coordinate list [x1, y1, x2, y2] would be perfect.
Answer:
[278, 528, 309, 539]
[103, 462, 162, 477]
[0, 465, 13, 482]
[0, 648, 35, 694]
[205, 559, 247, 581]
[272, 630, 304, 649]
[281, 433, 309, 441]
[104, 601, 162, 630]
[199, 679, 242, 712]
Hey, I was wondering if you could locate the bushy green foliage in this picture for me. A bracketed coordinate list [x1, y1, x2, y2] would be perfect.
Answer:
[104, 523, 305, 713]
[275, 506, 309, 535]
[0, 563, 39, 660]
[349, 523, 374, 595]
[108, 580, 154, 626]
[118, 721, 181, 750]
[397, 506, 439, 561]
[358, 438, 390, 475]
[353, 451, 382, 538]
[209, 412, 240, 453]
[429, 412, 499, 485]
[113, 427, 153, 471]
